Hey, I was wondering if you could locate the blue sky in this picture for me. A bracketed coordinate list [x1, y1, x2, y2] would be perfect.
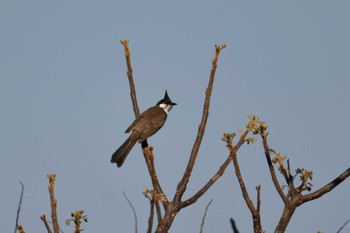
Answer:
[1, 1, 349, 232]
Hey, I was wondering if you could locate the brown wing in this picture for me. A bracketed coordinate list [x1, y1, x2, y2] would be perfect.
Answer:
[126, 106, 167, 142]
[125, 112, 144, 133]
[124, 106, 159, 133]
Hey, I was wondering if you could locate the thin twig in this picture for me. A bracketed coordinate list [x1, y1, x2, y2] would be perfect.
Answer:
[47, 220, 65, 233]
[231, 142, 256, 214]
[230, 218, 240, 233]
[154, 197, 163, 224]
[261, 134, 289, 204]
[175, 44, 226, 203]
[41, 215, 53, 233]
[147, 199, 155, 233]
[199, 199, 213, 233]
[255, 185, 261, 214]
[336, 218, 350, 233]
[120, 40, 140, 118]
[123, 191, 138, 233]
[14, 181, 24, 233]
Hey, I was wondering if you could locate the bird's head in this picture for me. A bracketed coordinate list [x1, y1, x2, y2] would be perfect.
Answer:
[157, 90, 177, 113]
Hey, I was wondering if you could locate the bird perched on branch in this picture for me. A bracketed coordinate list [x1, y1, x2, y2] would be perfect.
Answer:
[111, 90, 177, 167]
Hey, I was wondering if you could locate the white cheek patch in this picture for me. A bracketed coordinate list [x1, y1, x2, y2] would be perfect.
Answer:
[159, 103, 172, 114]
[159, 103, 167, 109]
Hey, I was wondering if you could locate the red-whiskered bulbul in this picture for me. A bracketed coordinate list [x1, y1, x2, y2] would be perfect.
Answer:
[111, 90, 177, 167]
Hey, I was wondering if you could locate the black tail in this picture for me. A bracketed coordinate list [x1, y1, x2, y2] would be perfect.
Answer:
[111, 133, 138, 167]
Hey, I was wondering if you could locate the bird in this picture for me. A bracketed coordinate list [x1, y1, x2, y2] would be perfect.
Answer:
[111, 90, 177, 167]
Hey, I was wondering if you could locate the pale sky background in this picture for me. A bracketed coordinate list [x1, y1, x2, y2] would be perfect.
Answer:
[1, 1, 350, 233]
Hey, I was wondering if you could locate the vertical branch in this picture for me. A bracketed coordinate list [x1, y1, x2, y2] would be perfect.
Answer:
[14, 181, 24, 233]
[143, 147, 169, 207]
[255, 186, 261, 214]
[175, 44, 226, 202]
[119, 41, 169, 230]
[123, 191, 138, 233]
[147, 200, 155, 233]
[47, 174, 60, 233]
[154, 198, 163, 224]
[120, 40, 140, 118]
[144, 189, 156, 233]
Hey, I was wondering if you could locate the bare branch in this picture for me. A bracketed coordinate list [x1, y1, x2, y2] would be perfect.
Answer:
[120, 40, 140, 118]
[199, 199, 213, 233]
[336, 218, 350, 233]
[14, 181, 24, 233]
[230, 218, 240, 233]
[123, 191, 138, 233]
[143, 147, 169, 207]
[143, 189, 155, 233]
[41, 215, 53, 233]
[119, 39, 167, 230]
[47, 174, 60, 233]
[182, 130, 248, 208]
[175, 44, 226, 203]
[261, 133, 289, 204]
[300, 167, 350, 204]
[231, 139, 256, 214]
[232, 150, 262, 233]
[147, 200, 154, 233]
[119, 41, 169, 231]
[229, 116, 263, 233]
[154, 196, 163, 225]
[255, 185, 261, 214]
[44, 220, 65, 233]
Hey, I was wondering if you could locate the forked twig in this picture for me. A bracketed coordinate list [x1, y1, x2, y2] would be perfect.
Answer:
[175, 44, 226, 203]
